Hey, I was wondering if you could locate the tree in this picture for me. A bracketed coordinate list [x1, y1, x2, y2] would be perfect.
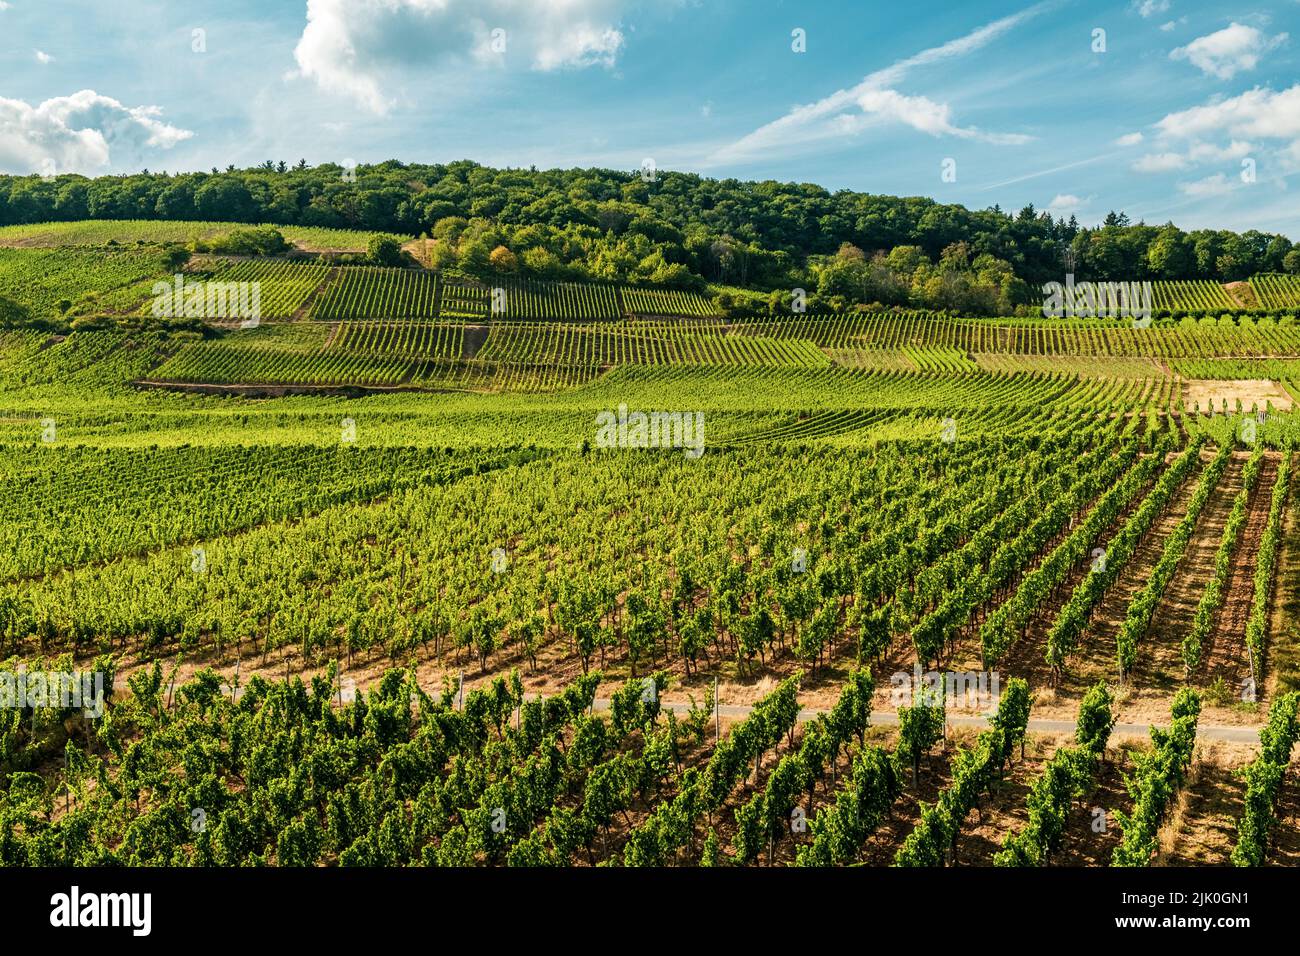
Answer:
[489, 245, 519, 273]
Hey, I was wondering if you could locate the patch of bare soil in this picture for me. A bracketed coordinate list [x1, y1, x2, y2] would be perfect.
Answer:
[1223, 281, 1257, 310]
[1184, 379, 1292, 412]
[1157, 740, 1249, 866]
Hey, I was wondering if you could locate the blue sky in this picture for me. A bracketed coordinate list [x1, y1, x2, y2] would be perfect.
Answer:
[2, 0, 1298, 235]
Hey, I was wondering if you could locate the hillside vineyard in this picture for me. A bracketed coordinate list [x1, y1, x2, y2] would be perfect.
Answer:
[0, 217, 1298, 871]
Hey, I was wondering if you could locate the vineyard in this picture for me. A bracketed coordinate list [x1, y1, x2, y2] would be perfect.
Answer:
[3, 229, 1300, 872]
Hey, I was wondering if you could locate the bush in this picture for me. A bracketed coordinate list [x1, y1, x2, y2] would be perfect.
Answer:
[202, 227, 289, 257]
[367, 236, 404, 267]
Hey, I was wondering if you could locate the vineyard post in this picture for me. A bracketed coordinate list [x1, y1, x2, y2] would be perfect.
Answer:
[457, 671, 464, 711]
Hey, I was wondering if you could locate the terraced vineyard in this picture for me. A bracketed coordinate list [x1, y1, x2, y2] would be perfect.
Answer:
[1252, 274, 1300, 310]
[1152, 280, 1240, 312]
[177, 257, 331, 319]
[312, 266, 440, 320]
[621, 286, 718, 317]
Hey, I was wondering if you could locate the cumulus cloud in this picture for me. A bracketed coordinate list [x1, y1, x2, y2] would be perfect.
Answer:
[1115, 131, 1144, 146]
[1178, 173, 1233, 197]
[0, 90, 193, 175]
[1155, 85, 1300, 141]
[292, 0, 633, 113]
[1170, 23, 1288, 80]
[1047, 194, 1084, 213]
[34, 50, 53, 64]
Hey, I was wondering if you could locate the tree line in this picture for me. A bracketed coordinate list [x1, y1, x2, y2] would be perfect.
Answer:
[2, 160, 1296, 312]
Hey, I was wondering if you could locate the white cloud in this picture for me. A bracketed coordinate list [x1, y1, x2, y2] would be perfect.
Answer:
[1115, 131, 1144, 146]
[0, 90, 193, 175]
[1178, 173, 1233, 197]
[1047, 193, 1084, 213]
[34, 50, 53, 65]
[1134, 0, 1171, 19]
[1170, 23, 1288, 80]
[712, 2, 1047, 163]
[1132, 139, 1253, 172]
[1155, 85, 1300, 141]
[292, 0, 633, 114]
[1133, 152, 1188, 172]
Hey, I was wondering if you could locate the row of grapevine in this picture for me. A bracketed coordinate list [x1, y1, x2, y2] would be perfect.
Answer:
[1152, 280, 1238, 312]
[1244, 453, 1292, 682]
[1181, 447, 1265, 673]
[730, 671, 875, 864]
[1111, 689, 1201, 866]
[621, 675, 802, 865]
[894, 679, 1032, 866]
[1044, 438, 1203, 671]
[1231, 692, 1300, 866]
[911, 427, 1151, 666]
[1250, 274, 1300, 310]
[1114, 442, 1233, 677]
[995, 682, 1116, 865]
[312, 266, 439, 319]
[979, 427, 1163, 667]
[181, 258, 330, 319]
[621, 287, 717, 317]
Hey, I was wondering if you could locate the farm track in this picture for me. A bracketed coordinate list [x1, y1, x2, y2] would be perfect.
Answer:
[1200, 455, 1277, 686]
[1136, 455, 1245, 681]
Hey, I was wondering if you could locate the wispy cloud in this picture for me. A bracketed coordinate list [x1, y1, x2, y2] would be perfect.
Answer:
[710, 1, 1054, 164]
[979, 152, 1117, 191]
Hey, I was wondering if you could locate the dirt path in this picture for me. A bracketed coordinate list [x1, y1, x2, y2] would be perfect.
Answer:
[1133, 455, 1244, 684]
[1201, 456, 1277, 687]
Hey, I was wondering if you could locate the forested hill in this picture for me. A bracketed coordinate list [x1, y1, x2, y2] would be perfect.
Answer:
[2, 160, 1296, 309]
